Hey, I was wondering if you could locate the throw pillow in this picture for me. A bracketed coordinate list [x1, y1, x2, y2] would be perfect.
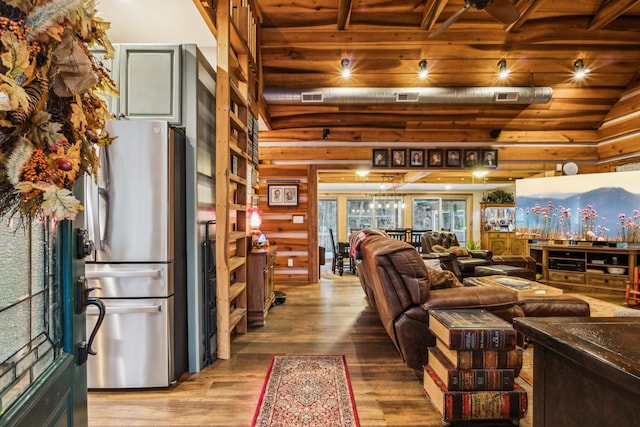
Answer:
[431, 244, 448, 253]
[423, 258, 443, 271]
[427, 269, 462, 289]
[448, 246, 470, 257]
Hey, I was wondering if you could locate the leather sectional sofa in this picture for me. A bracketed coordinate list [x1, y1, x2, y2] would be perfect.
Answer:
[421, 231, 493, 279]
[358, 235, 523, 370]
[357, 235, 590, 371]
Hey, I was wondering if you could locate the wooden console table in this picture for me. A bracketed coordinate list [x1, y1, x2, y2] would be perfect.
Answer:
[514, 317, 640, 427]
[529, 243, 640, 294]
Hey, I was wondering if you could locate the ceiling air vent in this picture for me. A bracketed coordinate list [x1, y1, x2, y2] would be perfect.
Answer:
[395, 92, 420, 102]
[301, 92, 324, 103]
[494, 91, 519, 102]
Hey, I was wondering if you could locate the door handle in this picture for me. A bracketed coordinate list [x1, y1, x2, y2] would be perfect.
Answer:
[88, 304, 162, 315]
[77, 277, 105, 364]
[85, 269, 163, 279]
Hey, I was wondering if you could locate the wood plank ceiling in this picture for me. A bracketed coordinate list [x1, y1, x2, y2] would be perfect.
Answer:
[250, 0, 640, 187]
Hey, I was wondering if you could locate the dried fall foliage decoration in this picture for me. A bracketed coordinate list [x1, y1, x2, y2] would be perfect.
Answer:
[0, 0, 118, 222]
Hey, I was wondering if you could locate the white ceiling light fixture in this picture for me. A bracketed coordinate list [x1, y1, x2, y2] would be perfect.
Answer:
[497, 59, 510, 79]
[473, 169, 489, 178]
[418, 59, 428, 79]
[341, 58, 351, 78]
[563, 162, 579, 175]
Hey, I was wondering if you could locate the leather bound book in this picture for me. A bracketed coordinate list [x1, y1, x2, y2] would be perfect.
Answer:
[428, 345, 516, 391]
[428, 309, 517, 350]
[423, 366, 527, 422]
[433, 338, 522, 373]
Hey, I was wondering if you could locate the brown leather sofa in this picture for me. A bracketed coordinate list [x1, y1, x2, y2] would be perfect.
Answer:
[421, 231, 492, 279]
[358, 235, 523, 370]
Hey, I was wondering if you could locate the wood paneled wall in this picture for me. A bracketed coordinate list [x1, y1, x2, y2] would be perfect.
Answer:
[598, 80, 640, 171]
[258, 164, 319, 284]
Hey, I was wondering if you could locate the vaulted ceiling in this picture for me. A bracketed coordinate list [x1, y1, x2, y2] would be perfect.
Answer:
[246, 0, 640, 189]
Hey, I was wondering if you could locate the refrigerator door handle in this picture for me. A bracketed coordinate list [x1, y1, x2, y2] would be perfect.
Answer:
[88, 304, 163, 315]
[85, 269, 164, 279]
[97, 144, 112, 251]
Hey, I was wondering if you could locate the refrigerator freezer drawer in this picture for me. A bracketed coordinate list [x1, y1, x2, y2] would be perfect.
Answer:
[86, 297, 174, 389]
[85, 263, 173, 298]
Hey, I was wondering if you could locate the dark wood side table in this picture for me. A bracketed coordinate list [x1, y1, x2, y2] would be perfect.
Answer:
[514, 317, 640, 427]
[247, 246, 277, 325]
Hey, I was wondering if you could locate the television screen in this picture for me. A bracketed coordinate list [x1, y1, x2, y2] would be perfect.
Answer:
[515, 171, 640, 243]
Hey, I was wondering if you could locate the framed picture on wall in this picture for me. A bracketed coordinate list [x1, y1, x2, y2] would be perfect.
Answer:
[372, 149, 389, 167]
[269, 184, 298, 206]
[464, 149, 479, 167]
[409, 149, 425, 167]
[427, 149, 443, 167]
[446, 149, 461, 167]
[482, 149, 498, 168]
[391, 149, 406, 166]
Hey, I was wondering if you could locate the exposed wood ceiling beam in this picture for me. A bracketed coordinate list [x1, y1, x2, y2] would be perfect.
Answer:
[588, 0, 640, 31]
[507, 0, 548, 32]
[337, 0, 353, 30]
[421, 0, 449, 30]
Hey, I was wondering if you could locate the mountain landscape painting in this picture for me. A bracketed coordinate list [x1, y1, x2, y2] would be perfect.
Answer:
[515, 171, 640, 242]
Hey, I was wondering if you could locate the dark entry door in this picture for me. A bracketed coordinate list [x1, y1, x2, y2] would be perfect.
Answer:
[0, 220, 91, 426]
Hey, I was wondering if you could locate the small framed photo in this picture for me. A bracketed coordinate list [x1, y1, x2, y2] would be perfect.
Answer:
[372, 149, 389, 167]
[464, 149, 480, 167]
[482, 149, 498, 168]
[446, 149, 461, 167]
[268, 184, 298, 207]
[391, 149, 406, 166]
[409, 149, 425, 167]
[427, 149, 443, 167]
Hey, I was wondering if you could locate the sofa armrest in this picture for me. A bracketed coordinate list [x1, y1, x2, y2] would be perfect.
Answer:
[421, 285, 518, 312]
[470, 249, 493, 260]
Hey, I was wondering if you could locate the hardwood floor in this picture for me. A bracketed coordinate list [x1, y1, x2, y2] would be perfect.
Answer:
[87, 272, 535, 426]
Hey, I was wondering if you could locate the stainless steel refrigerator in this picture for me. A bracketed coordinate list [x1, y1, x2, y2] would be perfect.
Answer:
[84, 120, 187, 388]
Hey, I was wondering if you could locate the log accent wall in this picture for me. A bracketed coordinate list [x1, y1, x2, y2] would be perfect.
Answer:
[258, 164, 319, 284]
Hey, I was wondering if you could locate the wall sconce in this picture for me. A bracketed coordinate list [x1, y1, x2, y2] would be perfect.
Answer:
[497, 59, 510, 79]
[418, 59, 428, 79]
[573, 59, 588, 79]
[341, 58, 351, 78]
[322, 128, 330, 139]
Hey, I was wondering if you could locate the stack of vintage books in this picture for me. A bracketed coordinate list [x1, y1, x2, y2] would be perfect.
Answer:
[423, 309, 528, 424]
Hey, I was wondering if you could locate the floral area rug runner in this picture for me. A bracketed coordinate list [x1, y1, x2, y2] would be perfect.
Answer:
[252, 355, 360, 427]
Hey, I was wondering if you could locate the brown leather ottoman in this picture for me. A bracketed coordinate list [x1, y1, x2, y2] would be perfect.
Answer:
[517, 295, 591, 317]
[474, 264, 536, 281]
